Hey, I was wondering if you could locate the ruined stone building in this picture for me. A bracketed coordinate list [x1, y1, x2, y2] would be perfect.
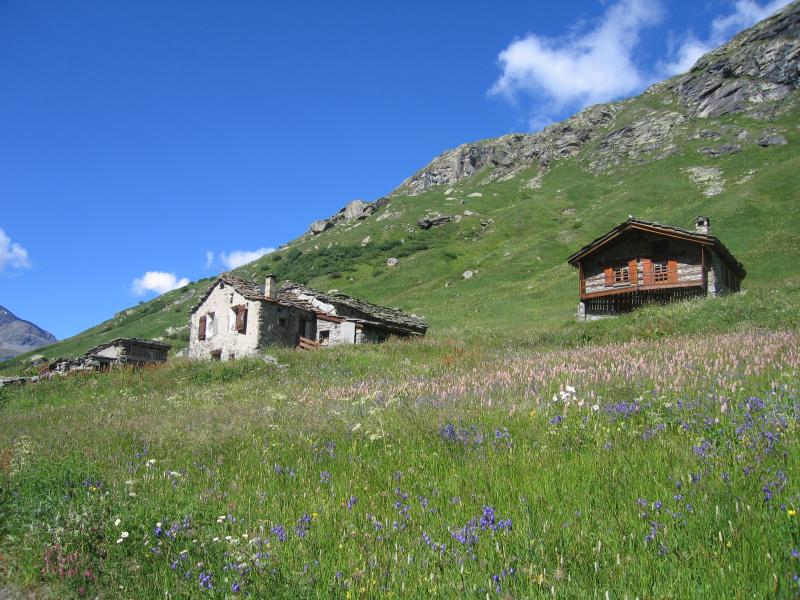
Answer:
[567, 216, 745, 319]
[188, 273, 428, 360]
[50, 338, 170, 373]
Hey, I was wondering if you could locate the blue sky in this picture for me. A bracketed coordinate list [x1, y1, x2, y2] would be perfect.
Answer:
[0, 0, 791, 339]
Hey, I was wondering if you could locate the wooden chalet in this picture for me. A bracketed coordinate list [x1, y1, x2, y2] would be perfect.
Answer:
[567, 216, 745, 319]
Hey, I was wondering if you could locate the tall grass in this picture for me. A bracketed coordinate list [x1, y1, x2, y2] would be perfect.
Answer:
[1, 327, 798, 597]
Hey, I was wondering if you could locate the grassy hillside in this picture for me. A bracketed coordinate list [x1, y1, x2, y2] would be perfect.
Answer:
[3, 88, 799, 373]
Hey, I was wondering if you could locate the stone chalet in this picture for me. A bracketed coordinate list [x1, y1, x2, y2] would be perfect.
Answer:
[567, 216, 745, 319]
[188, 273, 428, 360]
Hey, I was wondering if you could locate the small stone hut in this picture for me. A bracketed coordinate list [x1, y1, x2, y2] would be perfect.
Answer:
[188, 273, 428, 360]
[50, 338, 170, 373]
[567, 216, 745, 319]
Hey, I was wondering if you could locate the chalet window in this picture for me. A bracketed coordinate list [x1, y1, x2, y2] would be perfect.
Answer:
[613, 264, 630, 284]
[319, 330, 330, 343]
[198, 315, 207, 340]
[652, 260, 669, 283]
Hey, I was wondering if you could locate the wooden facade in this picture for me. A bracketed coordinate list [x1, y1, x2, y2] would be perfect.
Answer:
[567, 217, 745, 319]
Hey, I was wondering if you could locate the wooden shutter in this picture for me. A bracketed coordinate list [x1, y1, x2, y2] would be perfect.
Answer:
[236, 305, 248, 333]
[604, 266, 613, 286]
[198, 315, 207, 341]
[641, 258, 652, 285]
[628, 259, 638, 284]
[667, 259, 678, 283]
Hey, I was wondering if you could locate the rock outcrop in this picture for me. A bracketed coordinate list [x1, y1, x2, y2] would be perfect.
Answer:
[390, 2, 799, 194]
[394, 103, 622, 195]
[308, 199, 376, 235]
[663, 2, 799, 118]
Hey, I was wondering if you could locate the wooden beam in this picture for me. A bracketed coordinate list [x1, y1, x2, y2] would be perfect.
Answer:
[581, 281, 702, 300]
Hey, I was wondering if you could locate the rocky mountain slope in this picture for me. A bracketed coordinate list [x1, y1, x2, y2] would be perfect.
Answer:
[392, 1, 798, 197]
[0, 305, 57, 361]
[2, 2, 798, 371]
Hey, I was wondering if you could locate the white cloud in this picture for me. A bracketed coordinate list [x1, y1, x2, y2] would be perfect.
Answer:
[663, 0, 792, 75]
[490, 0, 663, 124]
[218, 247, 274, 270]
[0, 228, 30, 271]
[205, 251, 215, 269]
[132, 271, 190, 296]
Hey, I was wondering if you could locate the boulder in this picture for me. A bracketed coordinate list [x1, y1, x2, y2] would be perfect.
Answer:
[758, 133, 788, 146]
[360, 236, 372, 247]
[310, 220, 332, 235]
[418, 215, 456, 230]
[343, 199, 371, 221]
[699, 143, 741, 156]
[387, 257, 399, 267]
[462, 270, 474, 279]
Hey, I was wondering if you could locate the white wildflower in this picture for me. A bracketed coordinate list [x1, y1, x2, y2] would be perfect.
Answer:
[114, 518, 121, 527]
[592, 404, 600, 411]
[120, 531, 129, 538]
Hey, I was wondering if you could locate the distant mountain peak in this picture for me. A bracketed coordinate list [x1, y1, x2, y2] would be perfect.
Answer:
[0, 305, 57, 362]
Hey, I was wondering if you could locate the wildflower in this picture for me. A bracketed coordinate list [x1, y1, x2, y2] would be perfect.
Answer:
[347, 496, 357, 510]
[271, 525, 287, 542]
[120, 531, 129, 539]
[114, 518, 121, 527]
[320, 471, 332, 484]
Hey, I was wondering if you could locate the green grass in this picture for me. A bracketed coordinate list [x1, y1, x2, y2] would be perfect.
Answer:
[1, 324, 799, 597]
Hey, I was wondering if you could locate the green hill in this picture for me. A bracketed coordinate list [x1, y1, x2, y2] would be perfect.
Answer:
[3, 1, 799, 373]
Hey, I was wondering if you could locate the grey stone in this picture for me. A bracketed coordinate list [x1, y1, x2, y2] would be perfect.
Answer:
[387, 257, 399, 267]
[343, 199, 371, 220]
[418, 215, 456, 230]
[310, 219, 332, 235]
[462, 270, 474, 279]
[699, 143, 742, 156]
[758, 133, 788, 146]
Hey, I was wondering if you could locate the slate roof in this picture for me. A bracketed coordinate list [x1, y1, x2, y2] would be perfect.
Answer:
[280, 282, 428, 334]
[85, 337, 171, 356]
[192, 273, 428, 334]
[566, 218, 746, 278]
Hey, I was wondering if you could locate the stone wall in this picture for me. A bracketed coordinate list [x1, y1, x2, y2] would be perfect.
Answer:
[357, 325, 390, 344]
[188, 283, 262, 360]
[258, 302, 315, 348]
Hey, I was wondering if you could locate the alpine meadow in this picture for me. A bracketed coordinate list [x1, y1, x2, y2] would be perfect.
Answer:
[2, 3, 800, 598]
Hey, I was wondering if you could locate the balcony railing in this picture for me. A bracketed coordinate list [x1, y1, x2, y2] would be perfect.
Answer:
[582, 268, 703, 300]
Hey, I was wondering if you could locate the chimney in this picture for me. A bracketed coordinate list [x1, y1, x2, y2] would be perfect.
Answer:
[265, 274, 276, 299]
[694, 216, 710, 235]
